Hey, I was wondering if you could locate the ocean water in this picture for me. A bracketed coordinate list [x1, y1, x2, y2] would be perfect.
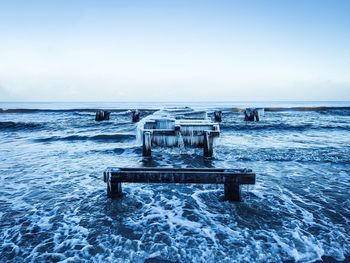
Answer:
[0, 102, 349, 263]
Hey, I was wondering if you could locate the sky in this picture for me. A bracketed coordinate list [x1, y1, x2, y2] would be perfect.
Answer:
[0, 0, 349, 102]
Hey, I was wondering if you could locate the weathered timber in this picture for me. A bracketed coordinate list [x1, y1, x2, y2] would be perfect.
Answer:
[203, 131, 214, 158]
[142, 131, 152, 157]
[95, 110, 111, 121]
[244, 108, 265, 121]
[103, 167, 256, 201]
[132, 109, 140, 122]
[214, 111, 222, 122]
[244, 108, 258, 121]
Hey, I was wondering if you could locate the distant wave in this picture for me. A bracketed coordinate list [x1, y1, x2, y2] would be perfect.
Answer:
[0, 121, 42, 130]
[222, 147, 350, 163]
[231, 106, 350, 113]
[34, 133, 135, 143]
[221, 122, 350, 132]
[0, 108, 158, 113]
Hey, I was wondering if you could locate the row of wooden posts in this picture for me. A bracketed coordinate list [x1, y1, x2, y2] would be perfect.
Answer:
[95, 109, 140, 122]
[95, 109, 261, 122]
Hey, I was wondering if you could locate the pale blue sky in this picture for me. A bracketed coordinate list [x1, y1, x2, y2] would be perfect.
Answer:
[0, 0, 349, 101]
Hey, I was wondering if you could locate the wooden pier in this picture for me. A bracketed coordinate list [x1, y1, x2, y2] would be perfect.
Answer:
[103, 167, 256, 201]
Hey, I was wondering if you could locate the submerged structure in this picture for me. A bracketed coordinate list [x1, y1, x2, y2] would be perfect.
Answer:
[137, 107, 220, 157]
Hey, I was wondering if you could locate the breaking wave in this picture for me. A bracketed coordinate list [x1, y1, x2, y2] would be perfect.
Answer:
[0, 121, 43, 130]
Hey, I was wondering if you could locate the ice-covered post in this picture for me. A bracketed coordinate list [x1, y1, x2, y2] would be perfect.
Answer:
[254, 109, 259, 121]
[143, 131, 152, 157]
[104, 171, 122, 198]
[203, 131, 214, 157]
[132, 110, 140, 122]
[214, 111, 222, 122]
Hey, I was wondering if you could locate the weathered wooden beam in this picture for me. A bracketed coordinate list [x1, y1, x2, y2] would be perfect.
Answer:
[104, 167, 256, 201]
[142, 131, 152, 157]
[150, 129, 220, 137]
[107, 167, 252, 172]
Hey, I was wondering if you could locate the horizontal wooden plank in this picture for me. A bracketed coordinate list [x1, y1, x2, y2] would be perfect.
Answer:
[105, 167, 255, 185]
[106, 167, 252, 173]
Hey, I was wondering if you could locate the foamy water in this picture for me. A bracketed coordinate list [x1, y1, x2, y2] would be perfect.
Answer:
[0, 102, 349, 262]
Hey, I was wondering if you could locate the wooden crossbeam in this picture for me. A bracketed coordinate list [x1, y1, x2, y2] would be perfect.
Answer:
[104, 167, 255, 201]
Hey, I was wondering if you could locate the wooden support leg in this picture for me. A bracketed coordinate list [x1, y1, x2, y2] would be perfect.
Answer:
[224, 182, 241, 201]
[132, 110, 140, 122]
[254, 110, 259, 121]
[107, 181, 122, 199]
[214, 111, 222, 122]
[143, 131, 152, 157]
[203, 131, 213, 158]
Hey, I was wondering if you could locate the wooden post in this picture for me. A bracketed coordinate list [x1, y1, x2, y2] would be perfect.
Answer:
[143, 131, 152, 157]
[107, 181, 122, 199]
[95, 110, 110, 121]
[214, 111, 222, 122]
[132, 110, 140, 122]
[104, 111, 111, 120]
[224, 181, 241, 201]
[254, 109, 259, 121]
[105, 171, 122, 198]
[95, 110, 103, 121]
[244, 109, 255, 121]
[203, 131, 213, 157]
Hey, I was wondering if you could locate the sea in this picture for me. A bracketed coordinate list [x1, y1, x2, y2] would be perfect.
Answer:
[0, 101, 349, 263]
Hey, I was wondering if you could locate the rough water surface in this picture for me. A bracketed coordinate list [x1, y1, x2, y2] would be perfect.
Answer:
[0, 102, 349, 263]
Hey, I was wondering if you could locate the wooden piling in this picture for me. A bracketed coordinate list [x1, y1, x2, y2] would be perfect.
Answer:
[224, 181, 241, 201]
[95, 110, 111, 121]
[254, 109, 259, 121]
[105, 111, 110, 120]
[244, 108, 262, 122]
[214, 111, 222, 122]
[203, 131, 214, 157]
[132, 110, 140, 122]
[143, 131, 152, 157]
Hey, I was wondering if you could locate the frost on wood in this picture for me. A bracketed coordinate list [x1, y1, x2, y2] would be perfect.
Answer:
[136, 107, 220, 153]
